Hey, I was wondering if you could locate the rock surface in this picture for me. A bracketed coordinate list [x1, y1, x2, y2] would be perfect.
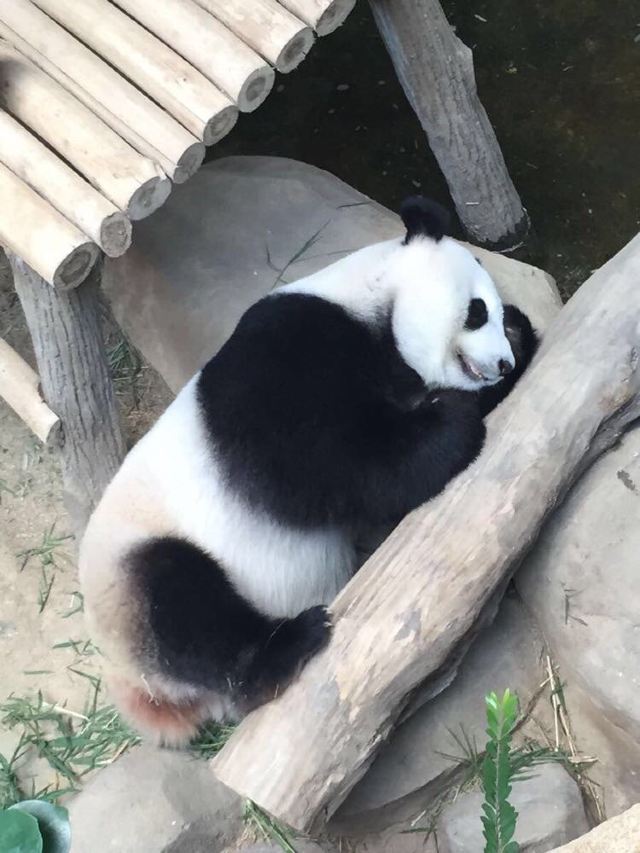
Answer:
[333, 594, 551, 829]
[436, 763, 589, 853]
[103, 156, 561, 393]
[547, 803, 640, 852]
[517, 426, 640, 814]
[68, 745, 244, 853]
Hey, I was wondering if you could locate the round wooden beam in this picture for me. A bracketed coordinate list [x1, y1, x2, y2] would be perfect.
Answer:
[32, 0, 238, 146]
[9, 255, 126, 534]
[0, 162, 99, 290]
[0, 44, 171, 220]
[111, 0, 275, 112]
[195, 0, 314, 73]
[0, 111, 131, 258]
[279, 0, 355, 36]
[0, 337, 61, 446]
[0, 2, 204, 184]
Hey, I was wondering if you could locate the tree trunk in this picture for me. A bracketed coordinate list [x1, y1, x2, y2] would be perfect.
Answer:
[212, 234, 640, 832]
[369, 0, 528, 250]
[9, 254, 126, 533]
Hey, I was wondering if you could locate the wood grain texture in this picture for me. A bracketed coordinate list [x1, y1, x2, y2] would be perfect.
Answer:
[212, 234, 640, 831]
[0, 1, 203, 183]
[9, 255, 126, 533]
[369, 0, 528, 249]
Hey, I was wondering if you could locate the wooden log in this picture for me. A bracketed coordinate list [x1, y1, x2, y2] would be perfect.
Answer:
[111, 0, 274, 111]
[0, 337, 61, 446]
[0, 44, 170, 220]
[369, 0, 528, 250]
[8, 254, 126, 534]
[0, 111, 131, 258]
[0, 161, 99, 290]
[0, 2, 204, 184]
[278, 0, 356, 36]
[31, 0, 238, 146]
[212, 234, 640, 831]
[194, 0, 314, 74]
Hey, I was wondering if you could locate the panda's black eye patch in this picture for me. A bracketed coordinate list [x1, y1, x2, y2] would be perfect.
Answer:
[465, 298, 488, 330]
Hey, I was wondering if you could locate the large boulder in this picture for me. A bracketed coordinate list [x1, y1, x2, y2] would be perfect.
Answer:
[516, 426, 640, 815]
[68, 745, 243, 853]
[103, 156, 561, 393]
[547, 803, 640, 852]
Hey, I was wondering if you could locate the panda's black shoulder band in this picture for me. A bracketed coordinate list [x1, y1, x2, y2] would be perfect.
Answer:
[400, 196, 450, 244]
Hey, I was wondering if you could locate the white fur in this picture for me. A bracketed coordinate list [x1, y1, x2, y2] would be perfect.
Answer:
[282, 235, 514, 391]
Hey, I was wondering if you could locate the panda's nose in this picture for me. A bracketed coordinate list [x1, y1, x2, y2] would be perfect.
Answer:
[498, 359, 513, 376]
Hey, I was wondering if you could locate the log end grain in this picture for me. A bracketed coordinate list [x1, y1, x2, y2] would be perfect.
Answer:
[276, 27, 315, 74]
[99, 211, 132, 257]
[173, 141, 206, 184]
[127, 176, 172, 221]
[52, 242, 100, 289]
[315, 0, 357, 36]
[203, 105, 239, 146]
[237, 65, 276, 113]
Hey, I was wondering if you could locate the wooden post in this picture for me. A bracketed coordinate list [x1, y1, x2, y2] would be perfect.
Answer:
[279, 0, 356, 36]
[369, 0, 528, 250]
[0, 338, 61, 446]
[8, 254, 126, 534]
[212, 234, 640, 830]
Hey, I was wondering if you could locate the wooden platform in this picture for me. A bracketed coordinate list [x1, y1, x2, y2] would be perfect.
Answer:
[0, 0, 355, 288]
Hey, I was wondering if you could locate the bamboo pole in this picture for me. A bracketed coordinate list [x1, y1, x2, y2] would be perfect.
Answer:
[0, 337, 61, 445]
[0, 2, 204, 184]
[0, 45, 171, 220]
[0, 111, 131, 258]
[111, 0, 274, 112]
[194, 0, 314, 73]
[31, 0, 238, 146]
[212, 234, 640, 831]
[0, 162, 99, 290]
[278, 0, 356, 36]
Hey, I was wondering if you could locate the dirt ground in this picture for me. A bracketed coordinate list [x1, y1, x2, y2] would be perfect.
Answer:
[0, 252, 172, 793]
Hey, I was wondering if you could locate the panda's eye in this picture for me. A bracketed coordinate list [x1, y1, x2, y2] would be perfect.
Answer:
[465, 298, 488, 330]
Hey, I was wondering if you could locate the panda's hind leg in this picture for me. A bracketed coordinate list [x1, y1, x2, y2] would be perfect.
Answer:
[124, 536, 331, 739]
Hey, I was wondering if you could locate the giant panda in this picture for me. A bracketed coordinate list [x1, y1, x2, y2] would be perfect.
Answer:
[79, 197, 538, 745]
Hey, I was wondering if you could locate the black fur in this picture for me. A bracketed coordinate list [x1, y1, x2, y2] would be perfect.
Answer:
[130, 536, 331, 705]
[400, 196, 450, 243]
[477, 305, 539, 417]
[465, 298, 488, 330]
[198, 293, 487, 531]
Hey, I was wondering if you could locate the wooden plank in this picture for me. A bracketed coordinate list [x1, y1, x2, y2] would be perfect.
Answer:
[0, 161, 99, 290]
[0, 111, 131, 257]
[0, 2, 204, 183]
[0, 337, 60, 445]
[278, 0, 355, 36]
[212, 233, 640, 831]
[0, 43, 171, 220]
[32, 0, 238, 145]
[194, 0, 314, 73]
[112, 0, 275, 111]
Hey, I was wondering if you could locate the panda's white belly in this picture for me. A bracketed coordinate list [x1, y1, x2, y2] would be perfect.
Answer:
[130, 377, 356, 619]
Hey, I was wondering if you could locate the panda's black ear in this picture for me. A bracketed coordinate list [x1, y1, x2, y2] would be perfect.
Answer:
[400, 196, 450, 244]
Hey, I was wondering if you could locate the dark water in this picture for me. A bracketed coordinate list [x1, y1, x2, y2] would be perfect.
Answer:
[211, 1, 640, 298]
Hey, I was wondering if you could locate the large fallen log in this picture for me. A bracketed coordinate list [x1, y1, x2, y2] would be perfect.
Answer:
[212, 234, 640, 831]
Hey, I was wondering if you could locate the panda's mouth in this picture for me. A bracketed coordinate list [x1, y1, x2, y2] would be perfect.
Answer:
[457, 351, 487, 382]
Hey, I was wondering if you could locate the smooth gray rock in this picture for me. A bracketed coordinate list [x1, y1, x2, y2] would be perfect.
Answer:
[68, 745, 243, 853]
[103, 156, 561, 393]
[437, 763, 589, 853]
[334, 595, 550, 829]
[517, 426, 640, 814]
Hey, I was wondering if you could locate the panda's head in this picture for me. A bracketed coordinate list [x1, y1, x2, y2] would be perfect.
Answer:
[390, 196, 515, 391]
